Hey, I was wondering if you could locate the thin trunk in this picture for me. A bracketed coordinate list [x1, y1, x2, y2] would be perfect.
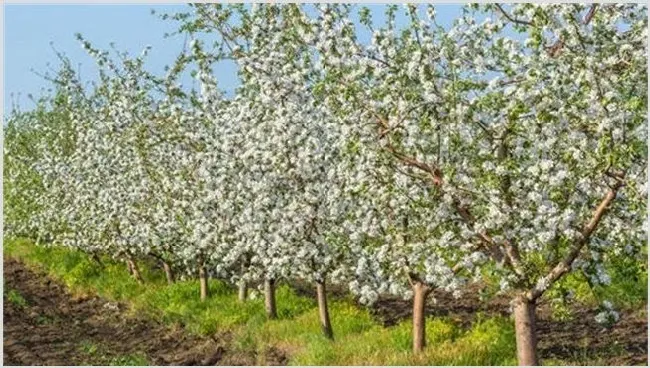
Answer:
[162, 261, 174, 284]
[90, 253, 103, 267]
[126, 256, 143, 283]
[264, 278, 277, 319]
[316, 281, 334, 340]
[412, 281, 429, 354]
[513, 295, 539, 366]
[238, 280, 248, 302]
[126, 259, 134, 275]
[199, 266, 209, 301]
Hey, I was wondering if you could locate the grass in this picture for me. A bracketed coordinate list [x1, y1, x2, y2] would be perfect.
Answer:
[35, 314, 57, 325]
[78, 339, 149, 366]
[79, 340, 100, 355]
[5, 237, 644, 366]
[5, 287, 29, 308]
[107, 354, 149, 366]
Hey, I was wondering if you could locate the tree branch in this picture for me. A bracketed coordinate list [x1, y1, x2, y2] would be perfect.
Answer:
[363, 107, 513, 268]
[527, 177, 624, 301]
[583, 4, 598, 25]
[547, 4, 598, 57]
[495, 4, 534, 26]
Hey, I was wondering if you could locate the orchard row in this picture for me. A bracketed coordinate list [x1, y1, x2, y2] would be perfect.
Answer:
[4, 4, 647, 365]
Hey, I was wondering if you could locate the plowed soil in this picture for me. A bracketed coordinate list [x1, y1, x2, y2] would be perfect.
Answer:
[2, 257, 274, 366]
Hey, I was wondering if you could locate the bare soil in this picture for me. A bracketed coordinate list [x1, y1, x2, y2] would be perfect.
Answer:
[2, 257, 275, 366]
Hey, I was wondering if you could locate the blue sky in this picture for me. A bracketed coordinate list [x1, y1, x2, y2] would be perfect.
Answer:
[5, 4, 194, 111]
[5, 4, 464, 113]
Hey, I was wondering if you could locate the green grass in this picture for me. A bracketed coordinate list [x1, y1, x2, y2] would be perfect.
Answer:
[79, 340, 100, 355]
[5, 237, 642, 366]
[35, 314, 57, 325]
[5, 288, 28, 308]
[78, 339, 149, 366]
[107, 353, 149, 366]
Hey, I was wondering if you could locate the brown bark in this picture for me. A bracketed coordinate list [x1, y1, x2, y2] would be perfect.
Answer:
[238, 280, 248, 302]
[513, 296, 539, 366]
[199, 266, 209, 301]
[412, 281, 429, 354]
[126, 259, 133, 275]
[316, 281, 334, 340]
[126, 256, 143, 283]
[264, 278, 277, 319]
[162, 261, 174, 284]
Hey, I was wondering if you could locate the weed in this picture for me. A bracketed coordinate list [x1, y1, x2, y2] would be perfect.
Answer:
[108, 353, 149, 366]
[78, 339, 148, 366]
[6, 288, 28, 308]
[35, 314, 56, 325]
[79, 340, 99, 355]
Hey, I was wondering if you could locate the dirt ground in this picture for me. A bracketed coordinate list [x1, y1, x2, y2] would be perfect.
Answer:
[2, 257, 279, 366]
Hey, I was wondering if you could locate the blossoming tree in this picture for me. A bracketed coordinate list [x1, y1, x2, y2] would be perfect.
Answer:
[4, 3, 646, 366]
[306, 3, 647, 364]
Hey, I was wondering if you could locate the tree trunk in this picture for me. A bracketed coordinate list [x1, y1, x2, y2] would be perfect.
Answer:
[199, 266, 209, 301]
[90, 253, 103, 267]
[513, 295, 539, 366]
[126, 259, 134, 275]
[412, 281, 429, 354]
[264, 278, 277, 319]
[316, 281, 334, 340]
[238, 280, 248, 302]
[162, 261, 174, 284]
[126, 256, 143, 283]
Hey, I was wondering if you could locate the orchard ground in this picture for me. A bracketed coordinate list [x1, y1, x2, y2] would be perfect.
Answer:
[3, 238, 647, 366]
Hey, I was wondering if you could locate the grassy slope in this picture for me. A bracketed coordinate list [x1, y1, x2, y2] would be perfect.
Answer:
[4, 237, 646, 365]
